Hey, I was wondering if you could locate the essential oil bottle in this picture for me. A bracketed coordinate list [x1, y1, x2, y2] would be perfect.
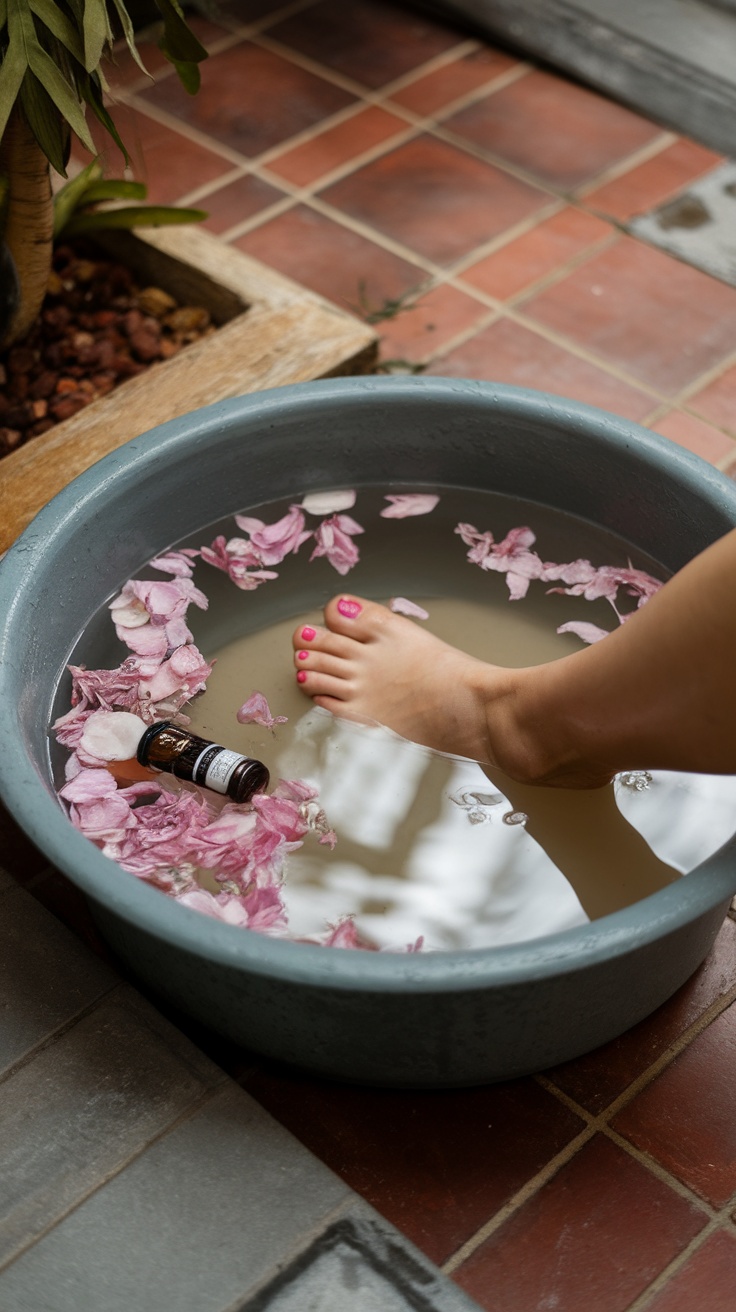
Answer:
[136, 721, 269, 803]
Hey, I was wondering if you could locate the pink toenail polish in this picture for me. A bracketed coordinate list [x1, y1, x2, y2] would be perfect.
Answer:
[337, 598, 362, 618]
[297, 650, 309, 661]
[301, 626, 316, 641]
[296, 670, 307, 684]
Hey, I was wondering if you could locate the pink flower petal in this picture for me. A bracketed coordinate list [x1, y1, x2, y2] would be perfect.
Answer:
[234, 506, 312, 566]
[389, 597, 429, 619]
[380, 494, 439, 518]
[149, 548, 200, 577]
[310, 513, 363, 575]
[78, 710, 147, 762]
[300, 490, 356, 515]
[236, 691, 288, 730]
[556, 620, 611, 645]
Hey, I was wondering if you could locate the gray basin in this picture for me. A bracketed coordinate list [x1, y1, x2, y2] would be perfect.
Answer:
[1, 376, 735, 1087]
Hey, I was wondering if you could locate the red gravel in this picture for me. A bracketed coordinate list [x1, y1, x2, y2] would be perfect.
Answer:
[0, 242, 215, 458]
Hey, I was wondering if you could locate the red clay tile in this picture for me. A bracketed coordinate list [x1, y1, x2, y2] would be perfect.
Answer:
[645, 1230, 736, 1312]
[547, 918, 736, 1114]
[0, 802, 53, 884]
[268, 106, 409, 187]
[686, 361, 736, 438]
[428, 317, 655, 422]
[652, 411, 736, 465]
[78, 104, 233, 203]
[442, 68, 661, 189]
[461, 206, 614, 301]
[233, 204, 427, 310]
[242, 1070, 584, 1263]
[320, 135, 548, 265]
[377, 283, 490, 363]
[388, 46, 519, 116]
[136, 41, 356, 157]
[614, 1002, 736, 1206]
[583, 139, 724, 221]
[267, 0, 464, 89]
[453, 1135, 706, 1312]
[197, 173, 288, 234]
[521, 236, 736, 394]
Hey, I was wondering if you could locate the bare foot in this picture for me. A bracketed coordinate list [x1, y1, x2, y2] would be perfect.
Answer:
[291, 594, 517, 765]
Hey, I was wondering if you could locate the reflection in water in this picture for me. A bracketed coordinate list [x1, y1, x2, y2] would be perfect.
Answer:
[186, 596, 736, 953]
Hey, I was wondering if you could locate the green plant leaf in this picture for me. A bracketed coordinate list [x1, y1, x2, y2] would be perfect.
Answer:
[19, 68, 68, 173]
[154, 0, 207, 63]
[0, 24, 27, 141]
[109, 0, 149, 77]
[26, 41, 95, 152]
[166, 55, 199, 93]
[52, 157, 101, 236]
[81, 178, 146, 201]
[77, 67, 129, 163]
[28, 0, 85, 62]
[0, 0, 9, 33]
[82, 0, 113, 73]
[62, 202, 207, 236]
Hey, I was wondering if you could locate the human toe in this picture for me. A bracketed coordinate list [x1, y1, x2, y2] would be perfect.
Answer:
[323, 595, 392, 640]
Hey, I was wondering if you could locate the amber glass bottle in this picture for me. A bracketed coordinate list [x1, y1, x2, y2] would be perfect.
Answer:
[136, 721, 269, 803]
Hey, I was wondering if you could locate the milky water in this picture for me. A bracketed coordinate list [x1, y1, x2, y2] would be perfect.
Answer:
[179, 488, 736, 952]
[61, 486, 736, 952]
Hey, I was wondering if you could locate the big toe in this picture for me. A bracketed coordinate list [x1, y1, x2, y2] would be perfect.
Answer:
[324, 594, 391, 641]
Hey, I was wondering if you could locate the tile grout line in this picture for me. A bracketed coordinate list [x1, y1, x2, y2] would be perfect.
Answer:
[540, 968, 736, 1129]
[0, 1086, 223, 1276]
[440, 1121, 599, 1276]
[440, 982, 736, 1278]
[573, 130, 680, 199]
[0, 979, 123, 1091]
[626, 1201, 736, 1312]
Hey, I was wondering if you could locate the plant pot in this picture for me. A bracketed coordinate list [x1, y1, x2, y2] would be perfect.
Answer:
[0, 224, 378, 553]
[1, 376, 735, 1088]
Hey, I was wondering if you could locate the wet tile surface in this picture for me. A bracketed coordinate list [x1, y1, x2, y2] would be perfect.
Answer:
[428, 317, 656, 421]
[137, 41, 357, 158]
[651, 410, 736, 464]
[613, 1002, 736, 1206]
[644, 1229, 736, 1312]
[266, 0, 465, 89]
[387, 47, 520, 116]
[267, 105, 409, 187]
[320, 135, 549, 265]
[376, 283, 490, 363]
[452, 1136, 707, 1312]
[241, 1070, 584, 1264]
[442, 69, 661, 189]
[520, 235, 736, 393]
[234, 203, 427, 309]
[460, 206, 614, 301]
[687, 360, 736, 437]
[198, 172, 289, 234]
[582, 139, 724, 221]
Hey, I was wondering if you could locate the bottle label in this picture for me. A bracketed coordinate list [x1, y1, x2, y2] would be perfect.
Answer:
[192, 746, 245, 794]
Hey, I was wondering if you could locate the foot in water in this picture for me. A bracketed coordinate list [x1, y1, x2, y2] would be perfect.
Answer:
[291, 594, 516, 765]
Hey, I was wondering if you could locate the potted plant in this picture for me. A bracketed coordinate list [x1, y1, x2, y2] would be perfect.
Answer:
[0, 0, 378, 550]
[0, 0, 209, 347]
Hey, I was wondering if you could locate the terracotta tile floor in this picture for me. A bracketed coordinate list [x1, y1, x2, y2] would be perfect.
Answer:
[39, 0, 736, 1307]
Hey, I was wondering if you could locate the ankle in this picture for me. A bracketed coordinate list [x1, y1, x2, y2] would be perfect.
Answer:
[484, 666, 571, 786]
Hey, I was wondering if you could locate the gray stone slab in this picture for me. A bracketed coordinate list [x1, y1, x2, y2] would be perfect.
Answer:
[0, 1083, 353, 1312]
[0, 886, 115, 1075]
[0, 989, 225, 1268]
[244, 1207, 483, 1312]
[630, 161, 736, 288]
